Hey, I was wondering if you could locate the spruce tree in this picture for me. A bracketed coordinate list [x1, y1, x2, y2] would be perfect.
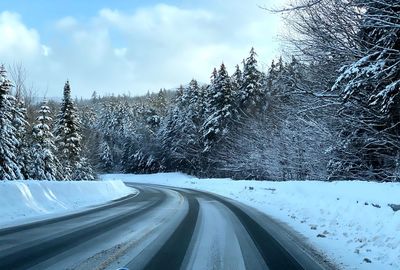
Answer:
[231, 64, 243, 94]
[239, 48, 263, 113]
[54, 81, 94, 180]
[54, 81, 81, 178]
[12, 93, 30, 179]
[157, 82, 205, 173]
[202, 63, 236, 152]
[99, 140, 113, 172]
[73, 158, 95, 180]
[187, 79, 204, 125]
[30, 100, 61, 180]
[0, 65, 23, 180]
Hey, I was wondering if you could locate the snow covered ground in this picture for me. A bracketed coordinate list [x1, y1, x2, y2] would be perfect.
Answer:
[102, 173, 400, 270]
[0, 180, 136, 227]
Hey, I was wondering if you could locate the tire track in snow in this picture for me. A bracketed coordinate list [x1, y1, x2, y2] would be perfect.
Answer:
[191, 189, 310, 270]
[181, 198, 254, 270]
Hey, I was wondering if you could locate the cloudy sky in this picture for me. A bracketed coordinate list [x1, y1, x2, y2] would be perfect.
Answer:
[0, 0, 283, 98]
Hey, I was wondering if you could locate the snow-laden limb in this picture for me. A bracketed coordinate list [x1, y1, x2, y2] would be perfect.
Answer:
[103, 173, 400, 270]
[0, 180, 136, 227]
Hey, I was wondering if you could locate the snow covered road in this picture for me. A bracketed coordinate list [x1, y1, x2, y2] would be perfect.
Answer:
[0, 183, 331, 270]
[107, 173, 400, 270]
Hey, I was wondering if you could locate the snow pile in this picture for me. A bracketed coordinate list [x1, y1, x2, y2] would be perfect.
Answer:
[0, 180, 135, 227]
[102, 173, 400, 270]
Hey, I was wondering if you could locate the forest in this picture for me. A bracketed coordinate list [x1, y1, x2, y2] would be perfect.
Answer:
[0, 0, 399, 181]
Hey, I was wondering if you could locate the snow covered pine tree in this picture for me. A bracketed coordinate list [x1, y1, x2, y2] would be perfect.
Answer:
[54, 81, 95, 180]
[0, 65, 23, 180]
[12, 91, 30, 179]
[239, 48, 263, 114]
[202, 63, 236, 152]
[30, 99, 62, 180]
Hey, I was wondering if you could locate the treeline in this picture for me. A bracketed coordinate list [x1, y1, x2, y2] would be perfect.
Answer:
[0, 66, 94, 180]
[81, 50, 333, 180]
[81, 0, 399, 181]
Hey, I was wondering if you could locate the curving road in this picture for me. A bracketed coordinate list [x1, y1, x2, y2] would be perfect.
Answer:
[0, 183, 333, 270]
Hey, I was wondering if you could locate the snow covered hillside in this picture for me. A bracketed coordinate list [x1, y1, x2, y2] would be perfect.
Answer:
[0, 180, 136, 227]
[102, 173, 400, 270]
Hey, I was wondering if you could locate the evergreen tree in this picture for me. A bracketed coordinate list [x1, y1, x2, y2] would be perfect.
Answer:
[0, 65, 22, 180]
[157, 82, 206, 173]
[231, 64, 243, 94]
[152, 89, 168, 117]
[202, 63, 236, 152]
[239, 48, 263, 113]
[91, 91, 98, 103]
[96, 100, 134, 170]
[72, 157, 95, 180]
[98, 140, 113, 172]
[79, 104, 98, 168]
[30, 100, 61, 180]
[186, 79, 205, 126]
[54, 81, 94, 180]
[54, 81, 81, 178]
[11, 93, 30, 179]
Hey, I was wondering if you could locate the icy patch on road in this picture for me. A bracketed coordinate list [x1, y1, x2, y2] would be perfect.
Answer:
[0, 180, 136, 227]
[102, 173, 400, 270]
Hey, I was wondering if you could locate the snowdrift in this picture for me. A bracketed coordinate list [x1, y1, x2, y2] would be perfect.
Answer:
[0, 180, 136, 227]
[103, 173, 400, 270]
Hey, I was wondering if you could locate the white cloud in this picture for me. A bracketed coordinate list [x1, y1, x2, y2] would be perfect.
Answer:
[55, 16, 78, 30]
[98, 4, 216, 39]
[0, 11, 44, 61]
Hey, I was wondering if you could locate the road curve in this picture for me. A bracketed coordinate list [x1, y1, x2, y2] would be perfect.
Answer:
[0, 183, 334, 270]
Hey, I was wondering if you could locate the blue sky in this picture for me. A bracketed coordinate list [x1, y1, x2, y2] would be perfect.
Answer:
[1, 0, 159, 34]
[0, 0, 283, 98]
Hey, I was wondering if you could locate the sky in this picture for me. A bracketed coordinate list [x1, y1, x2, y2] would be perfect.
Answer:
[0, 0, 284, 98]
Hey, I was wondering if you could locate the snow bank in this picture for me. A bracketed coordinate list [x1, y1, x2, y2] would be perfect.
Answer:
[0, 180, 136, 227]
[102, 173, 400, 270]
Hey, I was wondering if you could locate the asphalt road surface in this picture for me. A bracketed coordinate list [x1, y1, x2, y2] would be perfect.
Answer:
[0, 183, 333, 270]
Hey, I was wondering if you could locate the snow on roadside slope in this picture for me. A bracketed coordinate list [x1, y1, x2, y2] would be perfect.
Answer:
[0, 180, 136, 227]
[102, 173, 400, 270]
